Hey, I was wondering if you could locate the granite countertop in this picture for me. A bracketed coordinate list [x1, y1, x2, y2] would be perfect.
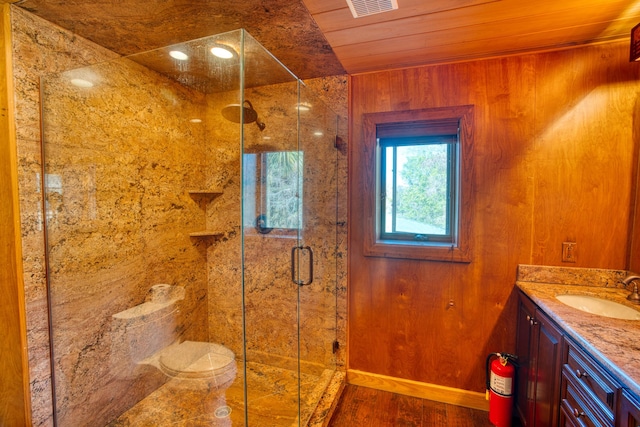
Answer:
[516, 265, 640, 397]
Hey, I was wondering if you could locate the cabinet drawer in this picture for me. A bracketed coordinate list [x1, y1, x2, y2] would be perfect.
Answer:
[565, 341, 618, 418]
[561, 378, 608, 427]
[561, 404, 580, 427]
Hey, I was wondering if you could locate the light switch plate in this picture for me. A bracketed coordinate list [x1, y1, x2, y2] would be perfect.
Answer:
[562, 242, 576, 263]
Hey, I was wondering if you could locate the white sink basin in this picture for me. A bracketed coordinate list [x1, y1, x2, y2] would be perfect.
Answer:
[555, 294, 640, 320]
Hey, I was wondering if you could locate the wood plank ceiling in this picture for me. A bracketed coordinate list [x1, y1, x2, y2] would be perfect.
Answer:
[9, 0, 640, 77]
[303, 0, 640, 74]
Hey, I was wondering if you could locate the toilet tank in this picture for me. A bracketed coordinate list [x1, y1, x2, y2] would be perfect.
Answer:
[111, 284, 186, 363]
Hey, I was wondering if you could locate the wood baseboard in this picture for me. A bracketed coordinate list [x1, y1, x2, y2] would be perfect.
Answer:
[346, 369, 489, 411]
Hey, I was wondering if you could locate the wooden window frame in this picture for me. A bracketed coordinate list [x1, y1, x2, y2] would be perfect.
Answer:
[362, 105, 474, 262]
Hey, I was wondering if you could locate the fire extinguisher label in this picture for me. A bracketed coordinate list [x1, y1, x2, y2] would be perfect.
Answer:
[490, 373, 512, 396]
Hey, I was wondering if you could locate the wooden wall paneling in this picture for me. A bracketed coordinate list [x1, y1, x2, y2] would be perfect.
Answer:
[0, 3, 32, 425]
[350, 63, 481, 388]
[470, 55, 538, 368]
[629, 92, 640, 272]
[532, 43, 639, 268]
[349, 42, 634, 397]
[352, 56, 531, 392]
[628, 36, 640, 271]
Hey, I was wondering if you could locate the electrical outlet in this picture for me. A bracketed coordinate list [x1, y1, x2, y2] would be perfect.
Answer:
[562, 242, 576, 263]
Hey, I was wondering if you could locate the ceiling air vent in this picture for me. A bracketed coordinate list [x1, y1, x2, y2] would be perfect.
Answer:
[346, 0, 398, 18]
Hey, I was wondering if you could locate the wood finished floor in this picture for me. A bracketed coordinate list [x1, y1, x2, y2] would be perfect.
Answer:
[329, 385, 501, 426]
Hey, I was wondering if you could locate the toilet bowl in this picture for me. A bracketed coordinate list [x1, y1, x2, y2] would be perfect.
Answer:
[153, 340, 237, 390]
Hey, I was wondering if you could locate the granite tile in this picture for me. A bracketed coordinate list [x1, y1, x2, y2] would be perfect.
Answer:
[110, 361, 334, 427]
[517, 264, 627, 288]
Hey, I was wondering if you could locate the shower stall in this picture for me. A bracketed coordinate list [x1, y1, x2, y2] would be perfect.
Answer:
[40, 29, 342, 426]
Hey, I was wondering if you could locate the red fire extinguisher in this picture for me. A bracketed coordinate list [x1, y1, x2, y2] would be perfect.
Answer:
[486, 352, 517, 427]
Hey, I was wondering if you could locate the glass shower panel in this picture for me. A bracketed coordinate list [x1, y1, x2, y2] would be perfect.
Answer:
[42, 39, 220, 426]
[297, 85, 339, 424]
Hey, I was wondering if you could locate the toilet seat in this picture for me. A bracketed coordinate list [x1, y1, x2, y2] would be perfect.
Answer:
[158, 341, 236, 382]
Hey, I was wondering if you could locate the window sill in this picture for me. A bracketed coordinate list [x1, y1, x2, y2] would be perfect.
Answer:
[364, 240, 471, 263]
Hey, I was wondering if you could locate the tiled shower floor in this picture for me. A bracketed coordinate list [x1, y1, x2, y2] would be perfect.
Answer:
[109, 361, 334, 426]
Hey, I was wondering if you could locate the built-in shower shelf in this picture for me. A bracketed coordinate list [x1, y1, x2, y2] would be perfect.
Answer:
[188, 189, 224, 243]
[187, 189, 223, 199]
[189, 230, 224, 238]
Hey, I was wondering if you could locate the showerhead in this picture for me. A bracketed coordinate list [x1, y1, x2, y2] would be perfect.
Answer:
[221, 100, 266, 131]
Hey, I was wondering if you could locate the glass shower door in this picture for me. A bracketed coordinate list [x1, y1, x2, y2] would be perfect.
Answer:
[240, 37, 303, 425]
[240, 41, 338, 425]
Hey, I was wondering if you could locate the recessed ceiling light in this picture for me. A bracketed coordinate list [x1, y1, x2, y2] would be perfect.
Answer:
[70, 78, 94, 88]
[169, 50, 189, 60]
[211, 46, 233, 59]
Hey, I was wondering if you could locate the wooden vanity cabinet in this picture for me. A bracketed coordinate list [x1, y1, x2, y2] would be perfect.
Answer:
[617, 389, 640, 427]
[516, 292, 564, 427]
[560, 340, 618, 427]
[517, 290, 640, 427]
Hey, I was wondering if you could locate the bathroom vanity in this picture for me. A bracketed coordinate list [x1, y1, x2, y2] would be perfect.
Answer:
[515, 265, 640, 427]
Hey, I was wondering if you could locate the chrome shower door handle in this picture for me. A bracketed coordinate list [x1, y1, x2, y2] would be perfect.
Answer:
[291, 246, 313, 286]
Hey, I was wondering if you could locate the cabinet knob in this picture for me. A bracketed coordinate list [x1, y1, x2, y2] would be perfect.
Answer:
[575, 369, 589, 379]
[526, 315, 537, 326]
[573, 408, 585, 418]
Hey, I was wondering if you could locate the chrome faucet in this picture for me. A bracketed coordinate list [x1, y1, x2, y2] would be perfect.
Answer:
[621, 275, 640, 304]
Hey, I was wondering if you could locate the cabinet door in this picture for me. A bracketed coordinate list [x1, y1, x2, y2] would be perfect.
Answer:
[617, 389, 640, 427]
[533, 309, 564, 427]
[516, 293, 537, 426]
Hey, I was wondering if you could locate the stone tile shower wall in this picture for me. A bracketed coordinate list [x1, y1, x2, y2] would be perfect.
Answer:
[40, 57, 210, 424]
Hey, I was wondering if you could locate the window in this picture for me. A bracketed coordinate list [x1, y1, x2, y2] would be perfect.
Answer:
[379, 133, 457, 243]
[243, 151, 303, 233]
[363, 105, 474, 262]
[264, 151, 303, 230]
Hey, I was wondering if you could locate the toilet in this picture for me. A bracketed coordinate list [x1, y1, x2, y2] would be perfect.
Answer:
[112, 284, 237, 395]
